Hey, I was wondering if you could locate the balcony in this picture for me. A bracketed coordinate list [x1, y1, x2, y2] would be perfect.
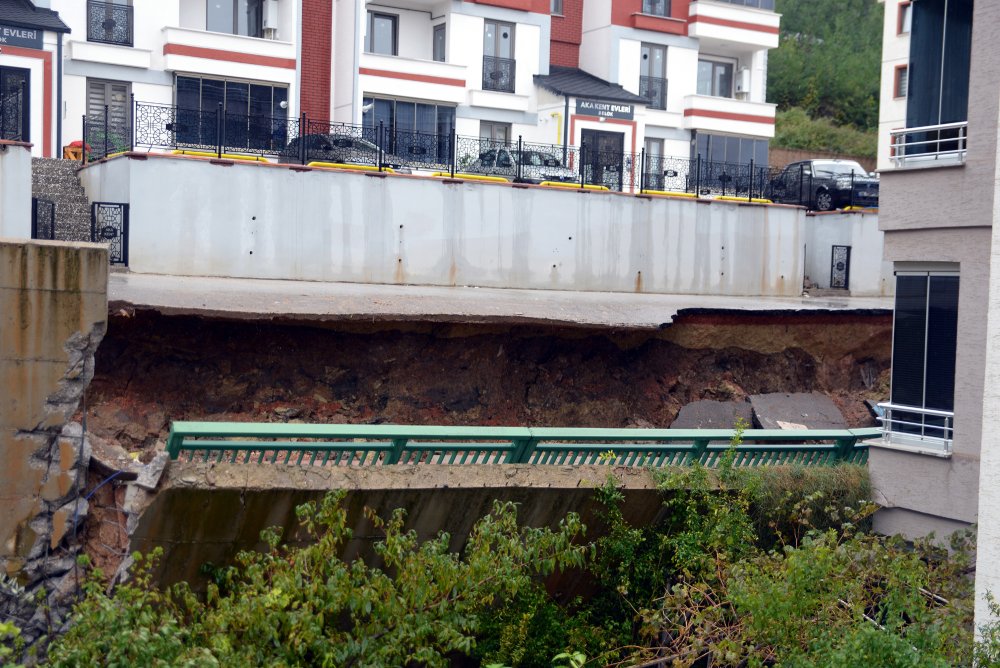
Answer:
[688, 0, 779, 50]
[359, 53, 469, 106]
[161, 26, 296, 79]
[640, 75, 667, 110]
[482, 55, 516, 93]
[875, 402, 954, 456]
[87, 0, 134, 47]
[889, 122, 968, 169]
[682, 94, 776, 137]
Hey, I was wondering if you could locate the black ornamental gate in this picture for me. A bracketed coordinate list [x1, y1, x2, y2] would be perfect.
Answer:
[91, 202, 129, 265]
[31, 197, 55, 240]
[830, 245, 851, 289]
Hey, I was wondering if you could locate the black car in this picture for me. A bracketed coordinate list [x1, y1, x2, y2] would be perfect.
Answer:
[279, 133, 410, 171]
[770, 159, 879, 210]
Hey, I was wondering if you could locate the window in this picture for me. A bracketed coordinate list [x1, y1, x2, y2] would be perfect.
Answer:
[551, 0, 564, 14]
[642, 0, 670, 16]
[480, 121, 511, 143]
[895, 65, 908, 98]
[87, 78, 131, 158]
[691, 132, 768, 166]
[643, 137, 666, 189]
[362, 96, 456, 165]
[87, 0, 133, 47]
[433, 24, 446, 62]
[697, 58, 735, 98]
[365, 12, 398, 56]
[207, 0, 263, 38]
[174, 75, 288, 151]
[888, 272, 959, 445]
[483, 21, 515, 92]
[640, 43, 667, 110]
[899, 2, 912, 34]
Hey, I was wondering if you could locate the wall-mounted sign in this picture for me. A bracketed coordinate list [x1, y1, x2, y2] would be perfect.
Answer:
[575, 99, 634, 121]
[0, 24, 43, 50]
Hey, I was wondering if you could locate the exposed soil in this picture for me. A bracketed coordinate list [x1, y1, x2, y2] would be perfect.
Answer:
[82, 310, 893, 454]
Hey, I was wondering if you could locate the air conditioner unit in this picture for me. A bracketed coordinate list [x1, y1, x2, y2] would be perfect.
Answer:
[735, 68, 751, 94]
[263, 0, 279, 37]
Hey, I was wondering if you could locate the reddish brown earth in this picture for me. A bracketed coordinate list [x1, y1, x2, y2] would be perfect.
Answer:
[82, 310, 892, 455]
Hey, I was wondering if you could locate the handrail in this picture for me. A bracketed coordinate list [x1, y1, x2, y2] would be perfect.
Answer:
[889, 121, 967, 166]
[876, 402, 953, 452]
[166, 421, 879, 468]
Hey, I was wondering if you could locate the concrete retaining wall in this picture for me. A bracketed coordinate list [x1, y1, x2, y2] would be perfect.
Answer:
[80, 155, 806, 297]
[0, 141, 32, 239]
[804, 211, 894, 296]
[0, 239, 107, 638]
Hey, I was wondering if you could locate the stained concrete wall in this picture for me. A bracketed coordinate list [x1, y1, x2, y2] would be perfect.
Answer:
[803, 211, 893, 296]
[0, 141, 32, 239]
[0, 239, 106, 632]
[79, 155, 805, 297]
[132, 461, 666, 588]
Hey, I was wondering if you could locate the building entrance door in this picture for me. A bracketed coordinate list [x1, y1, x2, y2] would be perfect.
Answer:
[581, 129, 624, 190]
[0, 67, 30, 142]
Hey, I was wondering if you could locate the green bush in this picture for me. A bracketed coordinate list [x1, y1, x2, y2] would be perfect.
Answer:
[774, 107, 878, 159]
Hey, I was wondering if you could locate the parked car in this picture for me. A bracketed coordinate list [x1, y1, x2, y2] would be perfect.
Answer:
[279, 133, 410, 172]
[467, 147, 576, 184]
[769, 159, 879, 210]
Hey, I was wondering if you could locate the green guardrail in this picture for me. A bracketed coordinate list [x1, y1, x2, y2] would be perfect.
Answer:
[166, 423, 880, 468]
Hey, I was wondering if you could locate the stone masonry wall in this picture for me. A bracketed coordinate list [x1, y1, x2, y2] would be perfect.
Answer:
[0, 239, 107, 645]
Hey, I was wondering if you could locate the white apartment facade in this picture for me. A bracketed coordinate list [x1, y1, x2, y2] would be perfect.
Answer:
[876, 0, 911, 171]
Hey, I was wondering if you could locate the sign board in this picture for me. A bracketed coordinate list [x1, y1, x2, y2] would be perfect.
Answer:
[0, 24, 43, 49]
[575, 99, 634, 121]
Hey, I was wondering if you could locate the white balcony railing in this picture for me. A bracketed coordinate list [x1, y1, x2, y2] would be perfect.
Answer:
[889, 121, 968, 168]
[876, 402, 954, 454]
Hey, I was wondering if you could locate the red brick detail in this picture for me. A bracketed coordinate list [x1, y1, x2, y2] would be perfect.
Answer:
[464, 0, 549, 12]
[358, 68, 466, 87]
[683, 108, 775, 125]
[611, 0, 690, 28]
[550, 0, 582, 67]
[688, 14, 779, 35]
[300, 0, 332, 119]
[162, 43, 296, 69]
[631, 12, 687, 34]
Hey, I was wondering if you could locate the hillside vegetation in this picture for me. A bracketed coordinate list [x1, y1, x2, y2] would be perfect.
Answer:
[768, 0, 883, 157]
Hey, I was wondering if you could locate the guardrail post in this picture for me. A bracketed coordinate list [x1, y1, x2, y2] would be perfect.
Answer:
[166, 431, 183, 460]
[377, 120, 385, 172]
[688, 439, 709, 465]
[516, 135, 523, 182]
[129, 93, 135, 152]
[695, 154, 701, 196]
[850, 170, 855, 208]
[298, 112, 307, 164]
[579, 142, 586, 189]
[386, 438, 407, 465]
[835, 436, 856, 462]
[748, 158, 754, 202]
[798, 163, 804, 206]
[216, 102, 223, 159]
[450, 128, 457, 178]
[508, 438, 538, 464]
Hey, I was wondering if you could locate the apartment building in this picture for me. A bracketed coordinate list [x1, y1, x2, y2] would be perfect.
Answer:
[868, 0, 984, 539]
[876, 0, 911, 171]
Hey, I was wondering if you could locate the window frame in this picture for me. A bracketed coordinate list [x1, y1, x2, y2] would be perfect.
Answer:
[365, 11, 399, 56]
[206, 0, 264, 38]
[894, 64, 908, 99]
[641, 0, 670, 17]
[550, 0, 564, 16]
[433, 23, 446, 62]
[898, 1, 912, 35]
[480, 121, 512, 144]
[697, 56, 737, 98]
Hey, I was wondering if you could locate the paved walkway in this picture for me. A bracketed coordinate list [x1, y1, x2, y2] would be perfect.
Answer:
[108, 272, 892, 329]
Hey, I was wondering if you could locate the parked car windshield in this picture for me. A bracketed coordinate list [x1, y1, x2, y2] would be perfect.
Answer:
[519, 151, 561, 167]
[812, 161, 868, 177]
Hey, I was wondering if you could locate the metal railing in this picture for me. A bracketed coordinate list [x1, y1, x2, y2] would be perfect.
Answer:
[87, 0, 134, 47]
[83, 106, 131, 161]
[0, 87, 24, 142]
[890, 121, 968, 167]
[640, 76, 667, 110]
[876, 403, 953, 453]
[166, 422, 878, 467]
[709, 0, 775, 9]
[483, 55, 516, 93]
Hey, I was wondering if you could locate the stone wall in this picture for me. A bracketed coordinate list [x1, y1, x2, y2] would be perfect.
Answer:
[0, 239, 107, 643]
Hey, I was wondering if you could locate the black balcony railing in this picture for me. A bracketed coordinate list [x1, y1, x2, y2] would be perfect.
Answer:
[0, 87, 24, 141]
[482, 56, 516, 93]
[87, 0, 134, 47]
[113, 99, 879, 209]
[640, 76, 667, 110]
